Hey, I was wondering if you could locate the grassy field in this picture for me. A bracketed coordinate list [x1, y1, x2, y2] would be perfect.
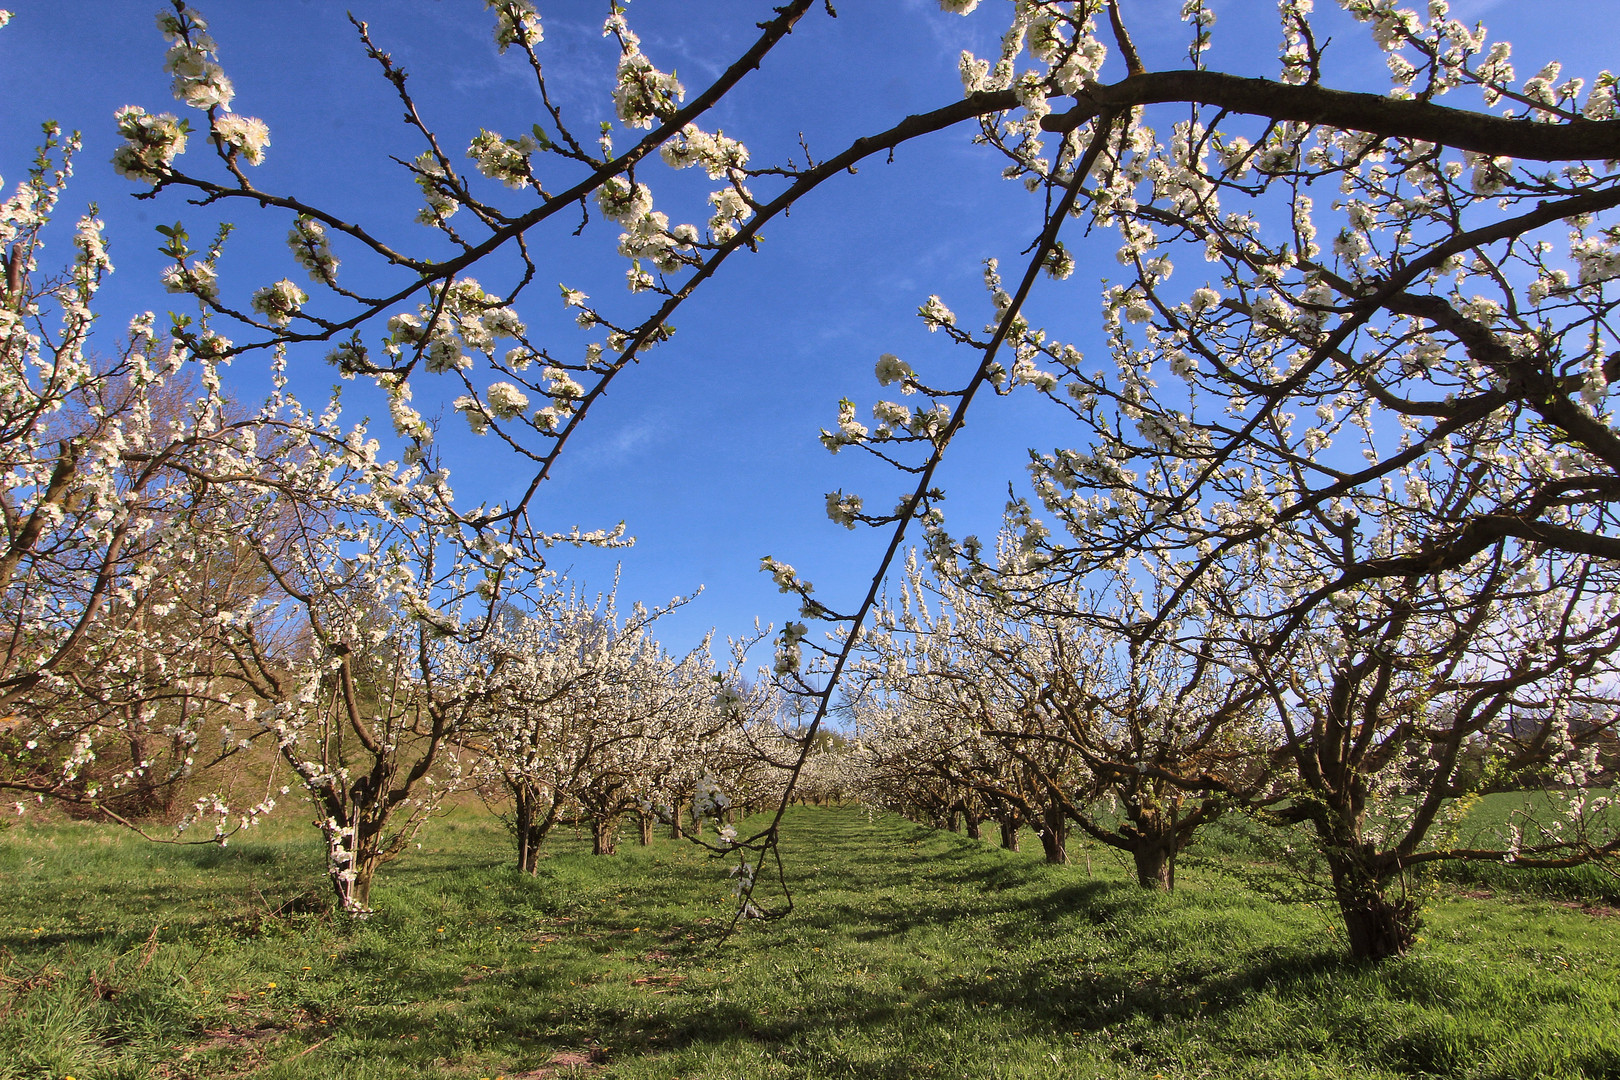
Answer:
[1, 805, 1618, 1080]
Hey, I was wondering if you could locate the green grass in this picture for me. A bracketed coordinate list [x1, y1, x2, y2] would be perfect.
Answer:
[1, 807, 1618, 1079]
[1185, 791, 1620, 906]
[1430, 790, 1620, 903]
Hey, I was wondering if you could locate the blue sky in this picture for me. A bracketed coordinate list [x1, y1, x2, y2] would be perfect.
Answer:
[3, 0, 1617, 660]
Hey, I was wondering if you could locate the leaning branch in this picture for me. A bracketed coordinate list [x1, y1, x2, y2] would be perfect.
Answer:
[1044, 70, 1620, 160]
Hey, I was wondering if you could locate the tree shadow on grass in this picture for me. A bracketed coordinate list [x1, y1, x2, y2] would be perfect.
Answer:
[296, 932, 1359, 1080]
[300, 818, 1352, 1072]
[173, 842, 293, 870]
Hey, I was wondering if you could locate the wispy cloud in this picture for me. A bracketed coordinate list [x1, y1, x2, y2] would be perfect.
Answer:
[572, 417, 665, 472]
[1448, 0, 1510, 21]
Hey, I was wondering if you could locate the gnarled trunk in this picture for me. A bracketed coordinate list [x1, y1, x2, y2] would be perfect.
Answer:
[1328, 852, 1419, 960]
[1123, 805, 1178, 891]
[592, 815, 619, 856]
[1131, 844, 1174, 890]
[999, 818, 1019, 852]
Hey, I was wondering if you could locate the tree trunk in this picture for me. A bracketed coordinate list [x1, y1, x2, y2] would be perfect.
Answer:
[1000, 819, 1019, 852]
[123, 732, 177, 818]
[512, 785, 555, 874]
[1339, 893, 1417, 960]
[325, 820, 380, 917]
[638, 811, 654, 846]
[1122, 799, 1182, 890]
[517, 824, 538, 875]
[334, 857, 380, 916]
[964, 812, 982, 841]
[1328, 854, 1419, 960]
[515, 790, 537, 874]
[592, 816, 619, 856]
[947, 808, 963, 833]
[1038, 808, 1068, 865]
[1132, 844, 1174, 890]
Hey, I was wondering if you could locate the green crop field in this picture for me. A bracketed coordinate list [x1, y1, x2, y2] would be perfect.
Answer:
[1, 805, 1617, 1079]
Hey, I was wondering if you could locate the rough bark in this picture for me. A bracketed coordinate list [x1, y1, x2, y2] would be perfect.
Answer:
[591, 816, 619, 856]
[1131, 844, 1174, 891]
[1038, 806, 1069, 865]
[1123, 805, 1180, 891]
[326, 823, 382, 916]
[1328, 853, 1420, 960]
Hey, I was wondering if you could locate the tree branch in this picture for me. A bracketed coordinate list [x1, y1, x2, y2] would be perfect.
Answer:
[1045, 70, 1620, 161]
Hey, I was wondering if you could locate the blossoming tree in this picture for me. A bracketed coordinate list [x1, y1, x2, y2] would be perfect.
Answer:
[1227, 526, 1620, 957]
[0, 117, 291, 834]
[215, 423, 572, 913]
[0, 7, 631, 912]
[853, 548, 1275, 885]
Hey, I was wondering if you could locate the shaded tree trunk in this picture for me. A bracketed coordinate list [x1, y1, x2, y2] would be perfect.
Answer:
[336, 853, 381, 915]
[513, 787, 541, 874]
[638, 811, 654, 846]
[1123, 806, 1179, 891]
[1038, 806, 1068, 865]
[1327, 851, 1419, 960]
[1131, 844, 1174, 891]
[964, 811, 982, 841]
[119, 731, 184, 818]
[1000, 818, 1019, 852]
[592, 815, 619, 856]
